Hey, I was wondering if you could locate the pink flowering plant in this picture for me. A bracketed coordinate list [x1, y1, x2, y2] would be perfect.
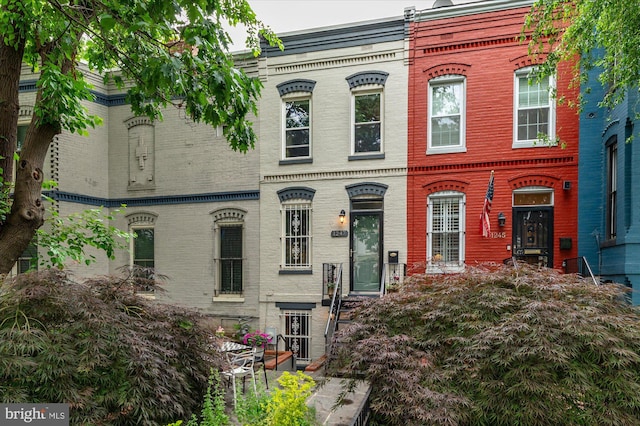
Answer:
[243, 330, 272, 348]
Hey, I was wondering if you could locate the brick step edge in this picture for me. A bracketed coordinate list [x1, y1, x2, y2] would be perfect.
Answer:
[304, 354, 327, 372]
[263, 350, 293, 370]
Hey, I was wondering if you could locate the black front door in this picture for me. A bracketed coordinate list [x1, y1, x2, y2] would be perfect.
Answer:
[512, 208, 553, 267]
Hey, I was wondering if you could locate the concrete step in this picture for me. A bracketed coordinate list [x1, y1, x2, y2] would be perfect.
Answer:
[263, 350, 295, 371]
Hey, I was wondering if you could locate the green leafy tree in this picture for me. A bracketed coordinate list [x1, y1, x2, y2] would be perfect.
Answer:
[0, 0, 280, 274]
[329, 265, 640, 425]
[525, 0, 640, 107]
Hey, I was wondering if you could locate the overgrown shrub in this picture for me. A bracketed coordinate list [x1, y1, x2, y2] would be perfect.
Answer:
[0, 270, 225, 425]
[328, 264, 640, 426]
[261, 371, 316, 426]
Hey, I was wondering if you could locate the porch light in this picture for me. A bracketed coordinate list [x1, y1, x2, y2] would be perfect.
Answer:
[497, 212, 506, 227]
[339, 210, 346, 224]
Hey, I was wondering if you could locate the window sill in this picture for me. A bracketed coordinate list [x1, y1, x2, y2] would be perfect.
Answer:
[426, 263, 465, 274]
[512, 141, 558, 149]
[426, 146, 466, 155]
[279, 158, 313, 165]
[600, 238, 617, 248]
[348, 153, 385, 161]
[213, 295, 245, 303]
[279, 269, 313, 275]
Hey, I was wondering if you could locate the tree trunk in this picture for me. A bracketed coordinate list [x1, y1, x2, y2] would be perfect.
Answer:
[0, 33, 30, 274]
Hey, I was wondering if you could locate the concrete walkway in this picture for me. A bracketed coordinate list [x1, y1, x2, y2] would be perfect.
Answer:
[222, 368, 372, 425]
[306, 374, 371, 425]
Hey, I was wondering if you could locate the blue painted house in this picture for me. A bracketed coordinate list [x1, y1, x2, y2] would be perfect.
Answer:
[579, 62, 640, 303]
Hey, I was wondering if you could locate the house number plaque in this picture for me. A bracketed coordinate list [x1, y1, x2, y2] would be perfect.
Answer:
[331, 230, 348, 237]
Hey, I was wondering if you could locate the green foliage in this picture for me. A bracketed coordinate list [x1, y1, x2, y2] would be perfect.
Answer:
[185, 370, 229, 426]
[35, 205, 130, 269]
[0, 270, 225, 425]
[329, 265, 640, 426]
[234, 377, 270, 425]
[525, 0, 640, 107]
[261, 371, 317, 426]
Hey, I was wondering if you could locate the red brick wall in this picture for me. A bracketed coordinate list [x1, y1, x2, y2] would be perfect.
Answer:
[407, 6, 579, 271]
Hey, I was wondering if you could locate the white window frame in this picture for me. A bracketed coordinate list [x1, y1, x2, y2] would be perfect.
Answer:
[282, 94, 311, 160]
[427, 191, 465, 273]
[428, 75, 466, 155]
[281, 201, 312, 270]
[280, 310, 312, 362]
[513, 67, 556, 148]
[512, 186, 554, 207]
[351, 87, 383, 155]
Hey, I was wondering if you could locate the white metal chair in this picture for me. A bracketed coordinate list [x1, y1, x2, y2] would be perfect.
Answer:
[221, 347, 257, 408]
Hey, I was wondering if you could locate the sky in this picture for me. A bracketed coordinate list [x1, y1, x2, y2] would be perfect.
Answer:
[226, 0, 479, 51]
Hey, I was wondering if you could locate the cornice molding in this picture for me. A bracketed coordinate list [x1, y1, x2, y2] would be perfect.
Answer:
[261, 18, 404, 57]
[411, 0, 534, 22]
[263, 167, 407, 183]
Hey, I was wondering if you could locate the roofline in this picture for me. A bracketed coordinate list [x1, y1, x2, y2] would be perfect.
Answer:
[410, 0, 534, 22]
[260, 16, 405, 57]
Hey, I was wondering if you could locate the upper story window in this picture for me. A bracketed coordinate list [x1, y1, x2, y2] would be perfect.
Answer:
[428, 75, 466, 154]
[284, 98, 311, 159]
[277, 79, 316, 163]
[427, 191, 465, 272]
[606, 138, 617, 240]
[353, 92, 382, 154]
[514, 67, 556, 148]
[346, 71, 388, 159]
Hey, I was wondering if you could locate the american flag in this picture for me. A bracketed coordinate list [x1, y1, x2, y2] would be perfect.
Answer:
[481, 171, 494, 237]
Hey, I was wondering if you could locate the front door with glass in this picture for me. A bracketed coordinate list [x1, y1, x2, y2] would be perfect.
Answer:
[350, 211, 383, 293]
[512, 207, 553, 267]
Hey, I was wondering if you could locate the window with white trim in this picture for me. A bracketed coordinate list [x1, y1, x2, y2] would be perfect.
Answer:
[352, 91, 382, 154]
[282, 202, 312, 269]
[514, 68, 556, 147]
[284, 98, 311, 159]
[427, 191, 465, 271]
[428, 76, 466, 153]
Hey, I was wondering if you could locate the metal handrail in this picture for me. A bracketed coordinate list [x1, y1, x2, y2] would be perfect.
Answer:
[562, 256, 599, 286]
[324, 264, 343, 338]
[273, 333, 295, 371]
[582, 256, 599, 286]
[379, 262, 387, 296]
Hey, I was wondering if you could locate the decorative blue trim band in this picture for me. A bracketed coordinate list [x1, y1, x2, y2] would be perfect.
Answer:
[45, 190, 260, 208]
[20, 79, 128, 106]
[346, 182, 388, 198]
[277, 79, 316, 96]
[277, 187, 316, 202]
[346, 71, 389, 88]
